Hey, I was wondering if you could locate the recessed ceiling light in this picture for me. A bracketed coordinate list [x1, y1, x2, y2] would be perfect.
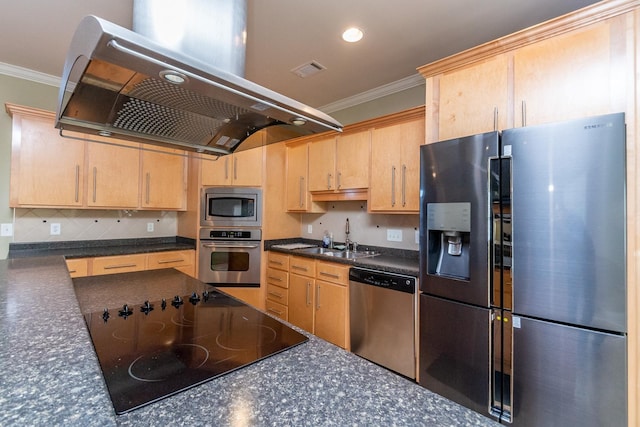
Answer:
[159, 70, 188, 84]
[342, 27, 364, 43]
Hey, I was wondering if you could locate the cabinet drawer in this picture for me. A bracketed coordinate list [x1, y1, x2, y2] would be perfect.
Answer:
[66, 258, 89, 278]
[289, 256, 316, 278]
[147, 250, 194, 270]
[266, 283, 289, 305]
[265, 300, 288, 321]
[92, 254, 147, 276]
[266, 267, 289, 289]
[316, 261, 350, 285]
[267, 252, 289, 270]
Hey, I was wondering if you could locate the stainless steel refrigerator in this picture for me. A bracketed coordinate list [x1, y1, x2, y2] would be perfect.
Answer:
[418, 113, 627, 426]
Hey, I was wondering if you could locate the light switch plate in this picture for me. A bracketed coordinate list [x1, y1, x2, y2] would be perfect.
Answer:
[415, 230, 420, 244]
[50, 223, 61, 235]
[1, 223, 13, 237]
[307, 224, 313, 234]
[387, 229, 402, 242]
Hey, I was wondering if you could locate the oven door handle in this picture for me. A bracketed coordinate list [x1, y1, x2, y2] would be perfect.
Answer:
[201, 243, 260, 249]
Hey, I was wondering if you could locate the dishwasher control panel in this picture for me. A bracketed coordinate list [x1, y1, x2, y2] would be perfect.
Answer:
[349, 268, 416, 293]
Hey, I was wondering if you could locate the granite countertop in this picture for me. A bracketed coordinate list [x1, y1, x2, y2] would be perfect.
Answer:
[0, 255, 498, 426]
[265, 238, 420, 277]
[7, 236, 196, 259]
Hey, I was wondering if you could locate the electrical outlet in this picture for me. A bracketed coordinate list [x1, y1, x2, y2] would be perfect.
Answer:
[50, 223, 61, 235]
[147, 222, 154, 232]
[307, 224, 313, 234]
[1, 223, 13, 237]
[415, 230, 420, 244]
[386, 229, 402, 242]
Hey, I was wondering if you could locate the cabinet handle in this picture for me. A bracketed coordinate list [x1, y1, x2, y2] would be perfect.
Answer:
[74, 164, 80, 203]
[493, 107, 498, 131]
[268, 290, 283, 299]
[104, 263, 138, 270]
[337, 172, 342, 189]
[291, 265, 308, 272]
[224, 158, 229, 180]
[233, 157, 238, 181]
[299, 176, 305, 208]
[157, 258, 184, 264]
[306, 282, 312, 306]
[391, 166, 396, 207]
[401, 164, 407, 207]
[316, 285, 321, 309]
[327, 173, 332, 190]
[270, 260, 284, 266]
[268, 275, 283, 282]
[92, 167, 97, 203]
[521, 100, 527, 127]
[145, 172, 151, 204]
[68, 269, 77, 274]
[319, 271, 340, 279]
[267, 307, 284, 316]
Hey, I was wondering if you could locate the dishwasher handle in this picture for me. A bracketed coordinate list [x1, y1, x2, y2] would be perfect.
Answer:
[349, 267, 416, 294]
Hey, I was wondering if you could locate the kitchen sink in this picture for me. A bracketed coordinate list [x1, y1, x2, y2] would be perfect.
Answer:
[293, 247, 379, 259]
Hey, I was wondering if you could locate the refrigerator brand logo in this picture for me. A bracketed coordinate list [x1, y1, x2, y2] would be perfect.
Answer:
[584, 122, 613, 130]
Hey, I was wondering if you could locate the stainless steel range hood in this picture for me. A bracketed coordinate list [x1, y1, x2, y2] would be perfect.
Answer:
[55, 13, 342, 156]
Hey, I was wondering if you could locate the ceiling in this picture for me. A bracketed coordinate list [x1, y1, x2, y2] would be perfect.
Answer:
[0, 0, 600, 111]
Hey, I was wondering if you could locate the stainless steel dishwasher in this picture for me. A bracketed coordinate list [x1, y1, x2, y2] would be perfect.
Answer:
[349, 267, 418, 379]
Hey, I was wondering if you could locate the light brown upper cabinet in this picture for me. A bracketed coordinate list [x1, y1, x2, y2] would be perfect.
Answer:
[421, 7, 631, 143]
[308, 130, 370, 197]
[141, 146, 187, 210]
[85, 137, 140, 208]
[434, 55, 510, 141]
[369, 109, 425, 213]
[513, 18, 627, 127]
[201, 146, 264, 187]
[8, 106, 85, 207]
[7, 103, 188, 210]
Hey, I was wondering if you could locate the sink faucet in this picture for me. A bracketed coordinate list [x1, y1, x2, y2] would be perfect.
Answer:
[345, 218, 353, 250]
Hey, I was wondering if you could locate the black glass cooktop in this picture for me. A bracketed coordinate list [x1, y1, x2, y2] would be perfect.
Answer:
[83, 288, 307, 414]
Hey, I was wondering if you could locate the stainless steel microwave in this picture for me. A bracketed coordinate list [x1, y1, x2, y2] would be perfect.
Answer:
[201, 187, 262, 227]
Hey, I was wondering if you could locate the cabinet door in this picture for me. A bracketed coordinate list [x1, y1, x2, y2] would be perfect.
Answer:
[437, 55, 509, 140]
[288, 273, 315, 333]
[86, 139, 140, 208]
[232, 147, 264, 186]
[201, 156, 231, 185]
[285, 143, 309, 211]
[11, 112, 85, 207]
[370, 117, 424, 212]
[514, 18, 626, 127]
[308, 136, 336, 191]
[314, 279, 347, 348]
[141, 147, 187, 210]
[335, 130, 370, 190]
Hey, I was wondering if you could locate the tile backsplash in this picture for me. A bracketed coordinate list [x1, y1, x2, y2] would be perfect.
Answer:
[12, 208, 177, 242]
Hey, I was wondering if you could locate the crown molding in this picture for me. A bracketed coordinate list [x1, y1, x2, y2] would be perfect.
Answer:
[319, 73, 424, 113]
[0, 62, 61, 87]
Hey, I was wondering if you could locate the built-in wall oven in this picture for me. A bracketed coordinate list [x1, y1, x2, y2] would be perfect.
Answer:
[198, 228, 262, 287]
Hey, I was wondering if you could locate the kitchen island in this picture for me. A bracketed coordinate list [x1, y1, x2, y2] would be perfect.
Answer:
[0, 256, 498, 426]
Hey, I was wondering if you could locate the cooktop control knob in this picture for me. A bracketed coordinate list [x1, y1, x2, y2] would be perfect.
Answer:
[140, 300, 154, 315]
[189, 292, 201, 305]
[161, 298, 167, 310]
[203, 290, 210, 301]
[102, 308, 110, 322]
[171, 295, 183, 308]
[118, 304, 133, 318]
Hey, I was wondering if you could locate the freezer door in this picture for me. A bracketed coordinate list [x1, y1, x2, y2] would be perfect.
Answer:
[419, 132, 499, 306]
[419, 294, 492, 417]
[505, 113, 626, 332]
[512, 316, 626, 427]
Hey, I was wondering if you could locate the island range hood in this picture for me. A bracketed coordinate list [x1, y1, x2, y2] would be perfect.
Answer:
[56, 1, 342, 156]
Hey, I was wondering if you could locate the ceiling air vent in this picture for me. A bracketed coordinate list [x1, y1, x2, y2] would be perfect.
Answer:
[291, 60, 326, 78]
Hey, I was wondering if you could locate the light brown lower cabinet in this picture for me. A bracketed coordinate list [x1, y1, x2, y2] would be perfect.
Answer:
[65, 250, 195, 278]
